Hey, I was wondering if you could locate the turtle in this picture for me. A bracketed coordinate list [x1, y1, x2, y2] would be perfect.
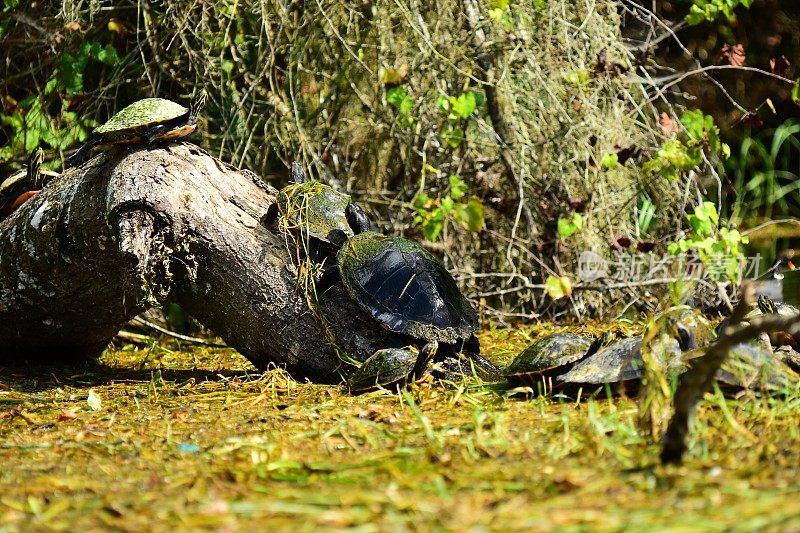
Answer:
[347, 341, 437, 393]
[502, 332, 599, 388]
[326, 230, 498, 380]
[756, 295, 800, 349]
[263, 162, 370, 264]
[687, 341, 799, 392]
[556, 336, 646, 388]
[68, 89, 208, 167]
[0, 148, 53, 222]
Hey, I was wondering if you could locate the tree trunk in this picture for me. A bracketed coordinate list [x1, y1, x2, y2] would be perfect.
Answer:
[0, 143, 397, 383]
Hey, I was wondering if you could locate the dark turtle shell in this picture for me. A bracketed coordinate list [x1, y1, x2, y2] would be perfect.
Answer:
[503, 333, 592, 384]
[347, 343, 436, 393]
[337, 232, 478, 344]
[557, 336, 644, 385]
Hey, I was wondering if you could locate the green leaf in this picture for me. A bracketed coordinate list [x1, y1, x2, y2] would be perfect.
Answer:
[422, 219, 443, 241]
[792, 81, 800, 105]
[451, 92, 476, 119]
[442, 125, 464, 148]
[386, 86, 410, 111]
[601, 153, 619, 169]
[565, 69, 590, 86]
[557, 213, 583, 238]
[453, 197, 485, 232]
[437, 95, 450, 113]
[449, 175, 468, 200]
[545, 275, 572, 300]
[95, 43, 121, 65]
[87, 389, 102, 411]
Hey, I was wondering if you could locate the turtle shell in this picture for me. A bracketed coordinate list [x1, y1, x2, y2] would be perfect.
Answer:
[503, 333, 592, 382]
[337, 232, 478, 344]
[95, 98, 190, 139]
[557, 336, 644, 385]
[712, 342, 797, 391]
[276, 180, 353, 244]
[347, 346, 433, 392]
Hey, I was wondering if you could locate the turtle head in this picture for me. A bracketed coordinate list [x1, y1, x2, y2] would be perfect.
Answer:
[27, 147, 44, 188]
[346, 202, 371, 234]
[291, 161, 307, 184]
[191, 89, 208, 113]
[758, 295, 777, 314]
[327, 228, 348, 249]
[412, 341, 438, 380]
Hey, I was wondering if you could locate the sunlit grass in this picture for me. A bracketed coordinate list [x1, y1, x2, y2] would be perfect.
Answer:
[0, 331, 798, 530]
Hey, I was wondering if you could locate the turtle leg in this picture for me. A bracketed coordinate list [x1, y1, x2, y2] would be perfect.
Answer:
[68, 135, 103, 167]
[142, 124, 169, 143]
[261, 203, 279, 226]
[315, 264, 341, 294]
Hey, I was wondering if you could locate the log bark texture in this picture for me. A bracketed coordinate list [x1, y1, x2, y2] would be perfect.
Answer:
[0, 143, 397, 382]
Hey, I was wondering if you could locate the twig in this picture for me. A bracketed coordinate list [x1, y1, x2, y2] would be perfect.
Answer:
[130, 317, 228, 348]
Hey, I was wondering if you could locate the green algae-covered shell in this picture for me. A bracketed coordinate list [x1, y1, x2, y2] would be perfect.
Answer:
[347, 348, 419, 392]
[337, 231, 478, 344]
[715, 342, 797, 391]
[503, 333, 592, 381]
[557, 336, 644, 385]
[276, 180, 353, 243]
[95, 98, 188, 137]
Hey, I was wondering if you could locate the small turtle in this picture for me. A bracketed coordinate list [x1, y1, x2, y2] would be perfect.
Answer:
[263, 162, 369, 263]
[757, 295, 800, 348]
[0, 148, 53, 222]
[700, 342, 798, 391]
[69, 90, 207, 167]
[502, 333, 598, 387]
[347, 341, 437, 393]
[557, 336, 645, 387]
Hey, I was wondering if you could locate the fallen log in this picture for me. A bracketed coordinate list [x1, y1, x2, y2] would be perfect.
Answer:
[0, 143, 397, 383]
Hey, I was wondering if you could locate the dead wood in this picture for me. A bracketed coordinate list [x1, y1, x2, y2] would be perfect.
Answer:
[0, 143, 397, 383]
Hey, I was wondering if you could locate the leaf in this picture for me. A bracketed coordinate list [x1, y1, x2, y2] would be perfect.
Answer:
[659, 112, 680, 135]
[765, 98, 776, 114]
[557, 213, 583, 238]
[442, 125, 464, 148]
[565, 69, 589, 86]
[448, 175, 468, 200]
[451, 92, 477, 119]
[545, 275, 573, 300]
[86, 389, 102, 411]
[453, 197, 485, 232]
[720, 43, 746, 67]
[386, 86, 408, 109]
[793, 81, 800, 105]
[422, 219, 443, 241]
[601, 153, 618, 169]
[769, 55, 790, 77]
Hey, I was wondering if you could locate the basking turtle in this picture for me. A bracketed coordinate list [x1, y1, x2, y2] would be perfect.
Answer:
[336, 231, 478, 345]
[328, 231, 497, 380]
[68, 90, 208, 167]
[557, 336, 646, 387]
[263, 162, 369, 263]
[0, 148, 52, 221]
[757, 295, 800, 348]
[347, 341, 437, 393]
[691, 342, 799, 391]
[502, 332, 600, 387]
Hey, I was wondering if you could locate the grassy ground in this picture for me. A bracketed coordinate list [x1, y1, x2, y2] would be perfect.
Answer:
[1, 325, 799, 531]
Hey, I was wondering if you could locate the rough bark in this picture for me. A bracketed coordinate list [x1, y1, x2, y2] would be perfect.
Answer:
[0, 143, 397, 383]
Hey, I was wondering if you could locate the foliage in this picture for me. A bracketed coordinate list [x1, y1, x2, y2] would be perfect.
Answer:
[556, 213, 583, 239]
[667, 202, 749, 282]
[0, 35, 121, 161]
[726, 120, 800, 220]
[643, 110, 730, 181]
[413, 173, 484, 242]
[684, 0, 754, 25]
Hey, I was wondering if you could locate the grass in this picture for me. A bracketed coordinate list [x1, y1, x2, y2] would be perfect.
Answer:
[1, 326, 799, 531]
